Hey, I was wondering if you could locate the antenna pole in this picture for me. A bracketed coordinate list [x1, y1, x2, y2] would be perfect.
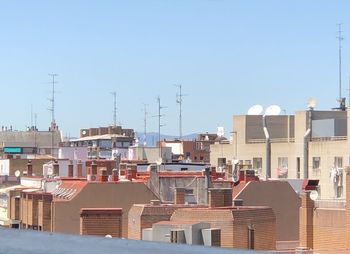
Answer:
[337, 24, 344, 100]
[48, 73, 58, 158]
[111, 92, 117, 126]
[175, 84, 186, 140]
[143, 103, 148, 146]
[157, 96, 165, 159]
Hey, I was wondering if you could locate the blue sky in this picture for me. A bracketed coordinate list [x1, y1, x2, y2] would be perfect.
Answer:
[0, 1, 350, 137]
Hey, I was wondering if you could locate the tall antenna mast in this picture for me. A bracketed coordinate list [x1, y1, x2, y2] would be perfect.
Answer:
[156, 96, 166, 158]
[143, 103, 148, 146]
[111, 92, 117, 126]
[337, 23, 344, 101]
[48, 73, 58, 125]
[174, 84, 187, 140]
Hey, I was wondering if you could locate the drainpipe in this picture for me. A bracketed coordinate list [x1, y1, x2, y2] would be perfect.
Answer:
[263, 115, 271, 179]
[303, 110, 312, 179]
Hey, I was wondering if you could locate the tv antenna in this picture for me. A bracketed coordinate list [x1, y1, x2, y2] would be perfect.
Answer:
[174, 84, 187, 140]
[48, 73, 58, 126]
[337, 23, 344, 101]
[111, 91, 117, 126]
[154, 96, 166, 158]
[143, 103, 148, 146]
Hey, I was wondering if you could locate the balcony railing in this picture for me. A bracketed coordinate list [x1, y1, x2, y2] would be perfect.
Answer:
[247, 138, 295, 144]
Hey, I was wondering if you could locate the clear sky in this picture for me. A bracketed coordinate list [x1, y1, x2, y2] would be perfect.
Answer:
[1, 1, 350, 138]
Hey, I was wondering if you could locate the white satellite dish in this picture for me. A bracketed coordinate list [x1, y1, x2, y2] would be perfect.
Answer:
[105, 235, 112, 238]
[265, 105, 281, 116]
[217, 127, 225, 137]
[47, 167, 53, 176]
[155, 157, 163, 166]
[14, 170, 21, 178]
[233, 159, 239, 165]
[247, 105, 263, 115]
[310, 190, 319, 201]
[307, 97, 317, 109]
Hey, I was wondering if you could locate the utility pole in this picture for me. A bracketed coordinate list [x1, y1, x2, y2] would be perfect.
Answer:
[337, 24, 344, 101]
[174, 84, 186, 140]
[111, 92, 117, 126]
[48, 73, 58, 158]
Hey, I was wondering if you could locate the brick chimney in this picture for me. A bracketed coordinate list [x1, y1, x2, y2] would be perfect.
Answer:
[299, 191, 314, 250]
[91, 160, 97, 175]
[27, 160, 33, 177]
[111, 168, 119, 182]
[174, 188, 185, 205]
[68, 161, 74, 178]
[80, 208, 122, 237]
[208, 188, 232, 208]
[53, 160, 59, 176]
[99, 168, 108, 182]
[77, 160, 83, 177]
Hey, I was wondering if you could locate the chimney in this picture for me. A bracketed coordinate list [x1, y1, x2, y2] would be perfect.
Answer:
[68, 161, 74, 177]
[111, 168, 119, 182]
[127, 164, 137, 180]
[27, 160, 33, 177]
[299, 191, 314, 249]
[53, 160, 59, 176]
[208, 188, 232, 208]
[91, 160, 97, 175]
[99, 168, 108, 182]
[203, 167, 211, 205]
[174, 188, 186, 205]
[77, 160, 83, 177]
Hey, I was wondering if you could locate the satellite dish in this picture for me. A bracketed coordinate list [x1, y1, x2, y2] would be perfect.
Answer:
[233, 159, 239, 165]
[217, 127, 225, 137]
[47, 167, 53, 176]
[105, 235, 112, 238]
[247, 105, 263, 115]
[14, 170, 21, 178]
[82, 130, 87, 135]
[155, 157, 163, 166]
[310, 190, 319, 201]
[265, 105, 281, 116]
[307, 97, 317, 109]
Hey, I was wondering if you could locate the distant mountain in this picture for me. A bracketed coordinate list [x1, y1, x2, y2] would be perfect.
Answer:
[135, 132, 198, 147]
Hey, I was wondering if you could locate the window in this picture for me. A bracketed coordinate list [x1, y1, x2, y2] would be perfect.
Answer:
[277, 157, 288, 178]
[200, 156, 204, 161]
[312, 157, 321, 176]
[253, 158, 262, 174]
[334, 157, 343, 169]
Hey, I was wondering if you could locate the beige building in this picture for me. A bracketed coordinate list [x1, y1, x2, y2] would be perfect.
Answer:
[211, 109, 350, 199]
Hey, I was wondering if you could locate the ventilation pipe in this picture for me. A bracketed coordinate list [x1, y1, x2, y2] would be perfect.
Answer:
[262, 115, 271, 179]
[303, 110, 312, 179]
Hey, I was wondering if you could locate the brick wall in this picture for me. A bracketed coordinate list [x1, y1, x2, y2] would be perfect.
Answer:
[80, 208, 122, 237]
[128, 205, 184, 240]
[170, 207, 276, 250]
[208, 188, 232, 208]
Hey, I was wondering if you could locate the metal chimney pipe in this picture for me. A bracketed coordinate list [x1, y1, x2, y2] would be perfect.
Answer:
[263, 115, 271, 179]
[303, 110, 312, 179]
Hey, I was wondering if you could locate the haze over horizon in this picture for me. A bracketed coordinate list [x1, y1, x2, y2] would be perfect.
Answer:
[1, 1, 350, 137]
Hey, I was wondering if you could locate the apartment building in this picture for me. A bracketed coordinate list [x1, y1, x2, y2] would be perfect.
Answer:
[211, 109, 350, 199]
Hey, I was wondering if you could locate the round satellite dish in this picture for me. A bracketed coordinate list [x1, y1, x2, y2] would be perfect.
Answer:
[82, 130, 87, 135]
[47, 167, 53, 176]
[247, 105, 263, 115]
[265, 105, 281, 116]
[14, 170, 20, 178]
[307, 97, 317, 109]
[105, 235, 112, 238]
[217, 127, 225, 137]
[155, 157, 163, 166]
[233, 159, 239, 165]
[310, 190, 319, 201]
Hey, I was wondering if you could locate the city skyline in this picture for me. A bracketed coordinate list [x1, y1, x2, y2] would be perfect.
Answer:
[1, 1, 350, 137]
